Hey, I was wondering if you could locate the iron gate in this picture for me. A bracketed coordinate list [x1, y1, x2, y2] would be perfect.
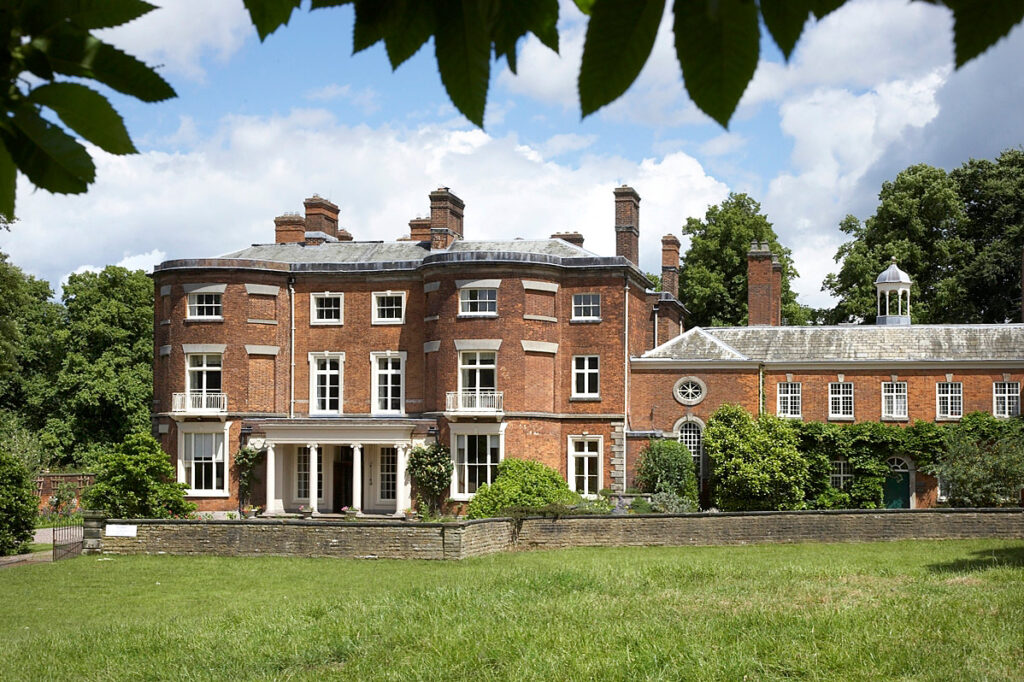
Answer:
[52, 515, 83, 561]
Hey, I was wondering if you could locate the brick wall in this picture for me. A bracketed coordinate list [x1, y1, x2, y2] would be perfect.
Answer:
[92, 509, 1024, 560]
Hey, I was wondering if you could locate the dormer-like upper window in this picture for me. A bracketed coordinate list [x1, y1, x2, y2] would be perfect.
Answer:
[188, 293, 222, 319]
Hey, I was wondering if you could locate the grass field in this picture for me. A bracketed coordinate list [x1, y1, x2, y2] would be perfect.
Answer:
[1, 540, 1022, 681]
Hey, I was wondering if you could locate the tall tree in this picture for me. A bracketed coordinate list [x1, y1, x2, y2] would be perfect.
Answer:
[47, 267, 153, 464]
[823, 151, 1023, 324]
[679, 193, 807, 327]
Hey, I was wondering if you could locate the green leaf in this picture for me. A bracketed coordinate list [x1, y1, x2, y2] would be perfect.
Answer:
[383, 3, 438, 69]
[760, 0, 812, 60]
[22, 0, 157, 33]
[6, 108, 94, 195]
[34, 29, 176, 102]
[0, 141, 16, 221]
[579, 0, 665, 117]
[493, 0, 559, 74]
[242, 0, 303, 40]
[18, 44, 55, 80]
[945, 0, 1024, 67]
[433, 0, 491, 128]
[673, 0, 759, 128]
[28, 83, 137, 155]
[574, 0, 596, 15]
[810, 0, 846, 20]
[352, 0, 394, 53]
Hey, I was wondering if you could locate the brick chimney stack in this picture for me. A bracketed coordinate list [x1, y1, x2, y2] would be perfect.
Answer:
[303, 195, 339, 238]
[274, 213, 305, 244]
[661, 234, 681, 298]
[771, 254, 783, 325]
[551, 231, 585, 248]
[747, 241, 778, 326]
[409, 217, 432, 243]
[429, 187, 464, 249]
[614, 185, 640, 265]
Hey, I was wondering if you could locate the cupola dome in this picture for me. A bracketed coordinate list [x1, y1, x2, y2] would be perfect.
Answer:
[875, 258, 912, 325]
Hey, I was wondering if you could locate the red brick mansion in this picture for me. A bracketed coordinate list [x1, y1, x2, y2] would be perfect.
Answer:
[152, 187, 1024, 515]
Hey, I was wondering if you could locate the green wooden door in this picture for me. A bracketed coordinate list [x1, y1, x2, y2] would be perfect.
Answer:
[884, 471, 910, 508]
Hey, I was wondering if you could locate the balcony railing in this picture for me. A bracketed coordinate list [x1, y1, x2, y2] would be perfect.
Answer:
[172, 392, 227, 414]
[446, 390, 503, 413]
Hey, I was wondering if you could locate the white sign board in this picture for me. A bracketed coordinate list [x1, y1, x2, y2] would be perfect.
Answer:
[106, 524, 138, 537]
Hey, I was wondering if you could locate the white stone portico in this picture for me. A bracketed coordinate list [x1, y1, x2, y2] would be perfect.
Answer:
[257, 420, 425, 517]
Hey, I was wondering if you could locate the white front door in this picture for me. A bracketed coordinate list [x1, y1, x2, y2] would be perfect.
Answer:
[362, 446, 399, 512]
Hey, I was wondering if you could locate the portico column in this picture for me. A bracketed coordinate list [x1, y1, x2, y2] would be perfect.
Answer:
[395, 443, 412, 516]
[265, 441, 284, 514]
[308, 442, 319, 515]
[351, 443, 362, 512]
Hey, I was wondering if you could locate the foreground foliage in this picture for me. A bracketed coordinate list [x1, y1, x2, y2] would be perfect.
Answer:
[466, 458, 577, 519]
[635, 438, 698, 508]
[407, 442, 454, 515]
[0, 540, 1021, 680]
[0, 446, 35, 555]
[242, 2, 1023, 130]
[81, 433, 194, 519]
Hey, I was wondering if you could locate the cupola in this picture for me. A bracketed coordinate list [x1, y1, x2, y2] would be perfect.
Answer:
[875, 258, 912, 325]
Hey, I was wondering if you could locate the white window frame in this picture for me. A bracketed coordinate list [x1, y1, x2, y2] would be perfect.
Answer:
[993, 381, 1020, 418]
[571, 293, 601, 321]
[458, 350, 497, 394]
[936, 381, 963, 420]
[308, 352, 345, 415]
[449, 423, 506, 501]
[294, 446, 325, 503]
[828, 382, 854, 420]
[187, 292, 222, 320]
[567, 436, 603, 497]
[572, 355, 600, 399]
[176, 421, 231, 497]
[882, 381, 908, 420]
[673, 376, 706, 406]
[676, 420, 704, 481]
[777, 382, 802, 418]
[186, 353, 222, 397]
[372, 291, 406, 325]
[310, 292, 344, 325]
[830, 457, 853, 490]
[370, 351, 406, 415]
[458, 288, 497, 317]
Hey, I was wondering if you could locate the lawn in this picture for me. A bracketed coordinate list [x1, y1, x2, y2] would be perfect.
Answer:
[1, 540, 1022, 681]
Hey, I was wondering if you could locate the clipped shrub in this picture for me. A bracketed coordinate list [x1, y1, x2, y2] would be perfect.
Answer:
[0, 447, 36, 555]
[407, 442, 454, 514]
[233, 445, 263, 512]
[635, 438, 699, 507]
[82, 432, 196, 519]
[650, 491, 697, 514]
[466, 458, 576, 519]
[628, 497, 654, 514]
[705, 404, 807, 511]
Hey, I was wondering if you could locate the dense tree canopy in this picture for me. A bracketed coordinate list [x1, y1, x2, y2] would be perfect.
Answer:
[679, 193, 808, 327]
[0, 252, 153, 468]
[823, 149, 1024, 324]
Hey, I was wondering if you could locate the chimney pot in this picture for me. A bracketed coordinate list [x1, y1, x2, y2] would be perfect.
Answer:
[429, 187, 465, 243]
[303, 195, 339, 238]
[551, 231, 585, 248]
[336, 228, 353, 242]
[660, 234, 681, 298]
[613, 185, 640, 265]
[274, 214, 305, 244]
[747, 243, 779, 326]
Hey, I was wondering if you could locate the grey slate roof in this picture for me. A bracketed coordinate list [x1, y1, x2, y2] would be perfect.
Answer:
[218, 238, 597, 264]
[642, 324, 1024, 363]
[220, 241, 430, 263]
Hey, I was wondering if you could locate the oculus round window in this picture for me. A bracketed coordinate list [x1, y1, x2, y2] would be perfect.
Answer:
[673, 376, 706, 406]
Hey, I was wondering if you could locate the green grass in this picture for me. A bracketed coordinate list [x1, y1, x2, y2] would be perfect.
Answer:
[1, 540, 1022, 681]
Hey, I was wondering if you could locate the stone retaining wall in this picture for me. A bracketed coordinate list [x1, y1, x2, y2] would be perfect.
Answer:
[86, 508, 1024, 561]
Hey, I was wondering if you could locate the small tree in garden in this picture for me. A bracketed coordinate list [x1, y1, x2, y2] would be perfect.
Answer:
[82, 432, 195, 519]
[705, 404, 808, 511]
[407, 442, 454, 515]
[0, 446, 36, 556]
[927, 421, 1024, 507]
[635, 439, 699, 509]
[467, 458, 577, 519]
[233, 445, 263, 513]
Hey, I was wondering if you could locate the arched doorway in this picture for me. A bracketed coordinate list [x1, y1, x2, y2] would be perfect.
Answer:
[673, 416, 705, 504]
[884, 456, 911, 509]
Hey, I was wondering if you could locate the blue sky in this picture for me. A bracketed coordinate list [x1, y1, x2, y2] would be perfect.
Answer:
[2, 0, 1022, 310]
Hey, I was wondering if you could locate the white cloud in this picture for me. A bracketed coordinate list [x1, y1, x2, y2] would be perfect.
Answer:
[537, 133, 597, 158]
[97, 0, 252, 82]
[699, 133, 747, 158]
[1, 112, 728, 291]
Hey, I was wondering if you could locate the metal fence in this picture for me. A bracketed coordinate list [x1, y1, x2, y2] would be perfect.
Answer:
[52, 515, 83, 562]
